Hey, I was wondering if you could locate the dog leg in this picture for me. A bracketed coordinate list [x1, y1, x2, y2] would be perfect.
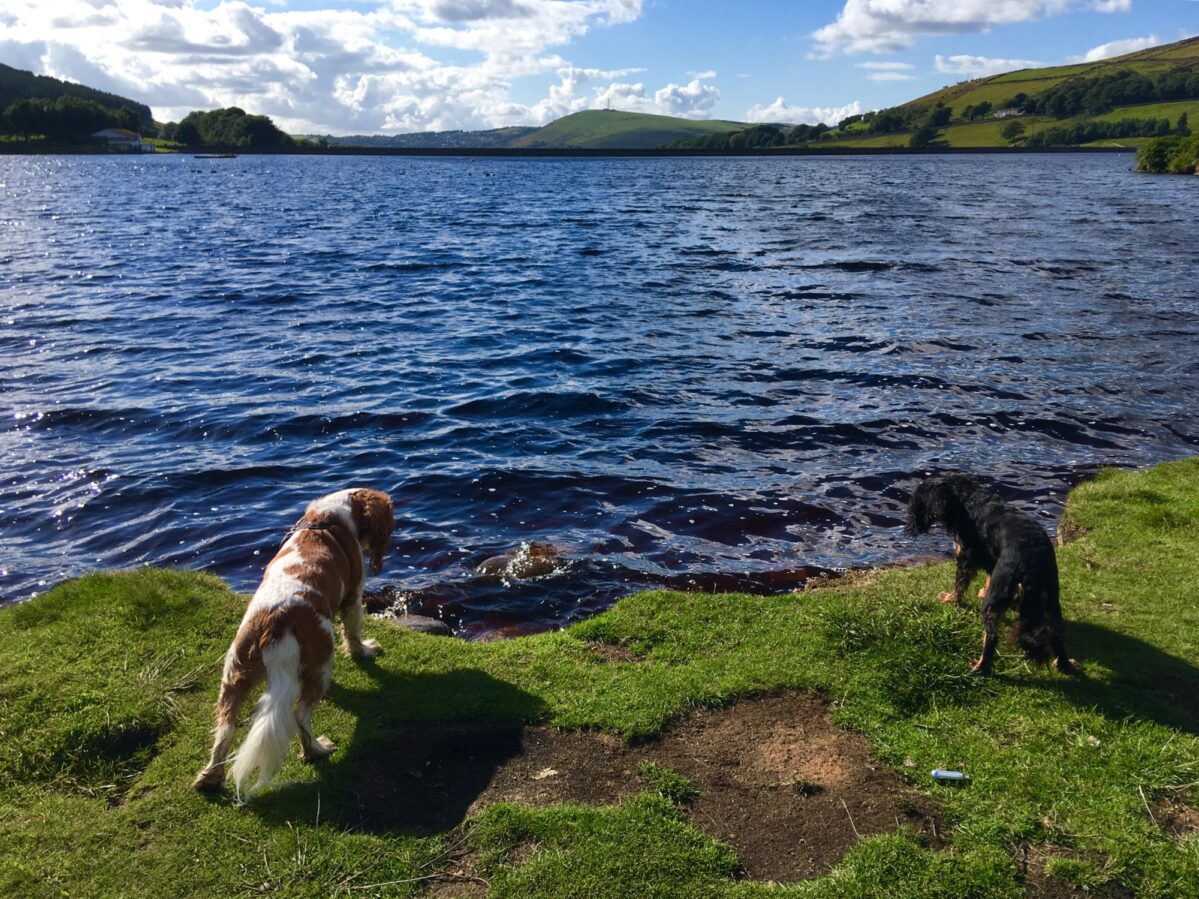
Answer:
[940, 553, 979, 604]
[1049, 628, 1081, 675]
[341, 594, 381, 658]
[193, 675, 252, 792]
[977, 575, 990, 599]
[971, 607, 1001, 676]
[296, 633, 337, 760]
[972, 562, 1018, 675]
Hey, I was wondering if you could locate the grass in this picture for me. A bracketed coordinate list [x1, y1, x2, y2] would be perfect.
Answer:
[2, 460, 1198, 896]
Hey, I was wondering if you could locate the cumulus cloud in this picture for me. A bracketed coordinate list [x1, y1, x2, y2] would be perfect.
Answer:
[1068, 34, 1160, 62]
[0, 0, 660, 133]
[745, 98, 864, 125]
[592, 77, 721, 118]
[934, 53, 1042, 78]
[813, 0, 1130, 56]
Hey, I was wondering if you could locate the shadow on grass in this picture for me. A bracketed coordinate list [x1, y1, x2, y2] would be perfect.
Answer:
[251, 663, 547, 835]
[1031, 620, 1199, 735]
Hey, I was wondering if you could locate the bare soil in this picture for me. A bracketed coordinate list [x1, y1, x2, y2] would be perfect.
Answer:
[345, 691, 940, 883]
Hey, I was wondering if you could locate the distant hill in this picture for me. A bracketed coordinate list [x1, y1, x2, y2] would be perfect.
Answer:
[329, 126, 538, 149]
[509, 109, 748, 149]
[0, 63, 152, 128]
[903, 35, 1199, 114]
[833, 34, 1199, 149]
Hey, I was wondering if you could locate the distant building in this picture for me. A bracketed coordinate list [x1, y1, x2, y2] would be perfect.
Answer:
[91, 128, 149, 151]
[992, 108, 1024, 120]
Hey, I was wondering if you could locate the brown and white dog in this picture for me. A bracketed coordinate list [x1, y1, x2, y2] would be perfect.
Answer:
[192, 488, 394, 796]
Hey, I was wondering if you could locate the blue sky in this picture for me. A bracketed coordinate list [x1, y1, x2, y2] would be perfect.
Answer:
[1, 1, 1195, 133]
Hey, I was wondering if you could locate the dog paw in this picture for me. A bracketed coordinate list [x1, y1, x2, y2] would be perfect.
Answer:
[304, 736, 337, 760]
[969, 658, 992, 676]
[192, 768, 225, 792]
[352, 638, 382, 658]
[1057, 657, 1083, 676]
[937, 592, 960, 605]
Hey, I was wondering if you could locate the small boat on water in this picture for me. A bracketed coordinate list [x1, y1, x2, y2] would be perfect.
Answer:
[193, 153, 237, 159]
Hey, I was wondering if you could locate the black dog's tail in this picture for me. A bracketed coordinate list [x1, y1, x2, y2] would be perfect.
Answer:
[1010, 611, 1058, 664]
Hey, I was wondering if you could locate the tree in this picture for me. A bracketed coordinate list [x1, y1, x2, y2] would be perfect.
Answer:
[175, 119, 202, 145]
[929, 103, 951, 127]
[1178, 112, 1190, 136]
[909, 123, 938, 148]
[1000, 121, 1026, 143]
[966, 101, 993, 121]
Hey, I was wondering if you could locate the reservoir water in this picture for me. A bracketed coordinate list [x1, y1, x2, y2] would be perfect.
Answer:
[1, 153, 1196, 637]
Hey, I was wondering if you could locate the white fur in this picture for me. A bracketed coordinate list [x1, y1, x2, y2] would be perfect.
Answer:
[228, 633, 301, 797]
[305, 489, 358, 538]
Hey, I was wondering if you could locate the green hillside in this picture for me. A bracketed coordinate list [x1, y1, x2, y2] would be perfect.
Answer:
[509, 109, 747, 149]
[907, 36, 1199, 115]
[0, 63, 152, 128]
[825, 34, 1199, 150]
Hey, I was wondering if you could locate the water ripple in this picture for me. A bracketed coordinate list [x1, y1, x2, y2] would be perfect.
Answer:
[1, 153, 1197, 638]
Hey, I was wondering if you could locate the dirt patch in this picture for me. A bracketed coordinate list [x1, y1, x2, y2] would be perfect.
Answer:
[341, 693, 936, 882]
[1055, 517, 1090, 546]
[583, 640, 643, 663]
[435, 692, 934, 883]
[1155, 799, 1199, 839]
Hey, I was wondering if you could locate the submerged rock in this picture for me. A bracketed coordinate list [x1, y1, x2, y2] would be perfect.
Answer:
[477, 541, 565, 580]
[387, 614, 453, 637]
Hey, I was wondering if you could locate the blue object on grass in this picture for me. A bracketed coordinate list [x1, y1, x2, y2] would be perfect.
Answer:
[931, 769, 971, 782]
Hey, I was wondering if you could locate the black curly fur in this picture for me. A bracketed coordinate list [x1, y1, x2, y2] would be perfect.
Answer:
[907, 472, 1079, 676]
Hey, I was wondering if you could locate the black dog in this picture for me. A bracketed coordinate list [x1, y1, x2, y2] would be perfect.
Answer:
[907, 473, 1079, 676]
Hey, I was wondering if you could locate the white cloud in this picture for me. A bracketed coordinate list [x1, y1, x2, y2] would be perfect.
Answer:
[745, 98, 864, 125]
[934, 53, 1042, 78]
[593, 77, 721, 118]
[686, 69, 717, 79]
[1069, 34, 1161, 62]
[0, 0, 657, 133]
[813, 0, 1130, 56]
[857, 60, 918, 80]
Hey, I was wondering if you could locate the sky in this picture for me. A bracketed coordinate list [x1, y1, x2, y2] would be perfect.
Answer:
[0, 1, 1195, 134]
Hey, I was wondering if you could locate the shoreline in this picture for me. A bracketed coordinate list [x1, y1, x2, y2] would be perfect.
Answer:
[0, 144, 1137, 158]
[1, 459, 1196, 896]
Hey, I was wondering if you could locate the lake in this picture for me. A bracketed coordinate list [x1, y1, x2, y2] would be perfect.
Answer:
[1, 153, 1196, 637]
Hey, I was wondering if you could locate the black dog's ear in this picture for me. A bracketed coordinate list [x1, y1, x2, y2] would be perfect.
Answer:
[906, 479, 948, 536]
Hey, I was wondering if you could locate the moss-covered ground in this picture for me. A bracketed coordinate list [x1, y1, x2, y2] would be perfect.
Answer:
[2, 460, 1197, 897]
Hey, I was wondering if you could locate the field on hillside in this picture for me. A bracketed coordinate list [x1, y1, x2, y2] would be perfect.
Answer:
[908, 37, 1199, 114]
[831, 99, 1199, 150]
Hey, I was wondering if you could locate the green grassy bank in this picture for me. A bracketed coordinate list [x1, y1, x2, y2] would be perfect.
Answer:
[2, 460, 1197, 897]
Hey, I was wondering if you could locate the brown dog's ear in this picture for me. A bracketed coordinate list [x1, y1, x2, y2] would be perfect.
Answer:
[352, 489, 395, 575]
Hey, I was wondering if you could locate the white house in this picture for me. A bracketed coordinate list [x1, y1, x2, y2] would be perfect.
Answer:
[91, 128, 150, 151]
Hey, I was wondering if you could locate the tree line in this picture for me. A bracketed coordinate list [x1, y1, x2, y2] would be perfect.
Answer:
[1024, 114, 1190, 147]
[159, 108, 293, 147]
[999, 67, 1199, 119]
[1, 96, 141, 141]
[0, 62, 152, 127]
